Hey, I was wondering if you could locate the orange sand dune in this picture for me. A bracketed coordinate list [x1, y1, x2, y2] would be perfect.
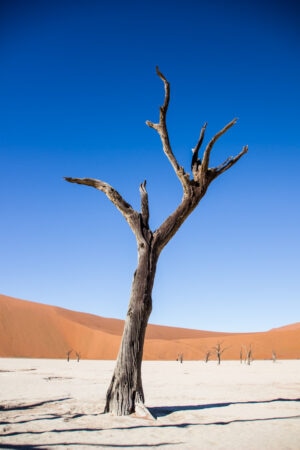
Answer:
[0, 294, 299, 360]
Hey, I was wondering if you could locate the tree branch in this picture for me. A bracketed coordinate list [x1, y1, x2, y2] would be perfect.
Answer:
[64, 177, 139, 233]
[200, 118, 238, 175]
[154, 138, 247, 252]
[65, 70, 248, 259]
[146, 67, 190, 196]
[153, 193, 199, 254]
[139, 180, 149, 228]
[191, 122, 207, 175]
[156, 66, 170, 117]
[209, 145, 248, 180]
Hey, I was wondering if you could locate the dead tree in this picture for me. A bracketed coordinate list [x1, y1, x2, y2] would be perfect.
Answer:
[272, 349, 277, 363]
[65, 67, 248, 415]
[177, 353, 184, 363]
[245, 344, 253, 365]
[66, 349, 72, 362]
[213, 342, 228, 365]
[240, 346, 243, 364]
[204, 350, 211, 363]
[75, 351, 81, 362]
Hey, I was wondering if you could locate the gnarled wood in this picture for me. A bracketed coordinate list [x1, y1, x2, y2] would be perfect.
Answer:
[104, 244, 157, 415]
[65, 67, 247, 415]
[191, 122, 207, 174]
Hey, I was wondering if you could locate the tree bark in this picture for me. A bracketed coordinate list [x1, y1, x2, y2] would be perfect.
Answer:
[104, 243, 158, 415]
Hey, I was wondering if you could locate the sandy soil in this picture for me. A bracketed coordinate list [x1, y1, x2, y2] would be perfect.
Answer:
[0, 359, 299, 449]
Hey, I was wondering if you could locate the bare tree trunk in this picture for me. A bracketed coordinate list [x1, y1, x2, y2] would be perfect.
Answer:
[245, 344, 252, 365]
[104, 246, 158, 415]
[213, 342, 227, 365]
[205, 350, 211, 363]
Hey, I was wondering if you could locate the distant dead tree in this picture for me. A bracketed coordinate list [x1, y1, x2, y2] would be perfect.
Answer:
[75, 351, 81, 362]
[245, 344, 253, 365]
[240, 347, 243, 364]
[65, 67, 248, 415]
[204, 350, 211, 363]
[272, 349, 277, 363]
[66, 349, 73, 362]
[213, 342, 228, 365]
[177, 353, 183, 363]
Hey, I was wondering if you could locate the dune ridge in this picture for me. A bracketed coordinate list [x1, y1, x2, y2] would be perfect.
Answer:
[0, 293, 299, 360]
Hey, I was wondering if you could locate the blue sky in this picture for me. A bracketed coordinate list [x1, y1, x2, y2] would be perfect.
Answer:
[1, 0, 299, 332]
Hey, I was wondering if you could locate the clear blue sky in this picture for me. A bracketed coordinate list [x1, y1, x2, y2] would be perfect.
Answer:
[1, 0, 299, 332]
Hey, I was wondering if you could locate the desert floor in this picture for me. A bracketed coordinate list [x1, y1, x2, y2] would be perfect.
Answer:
[0, 359, 299, 449]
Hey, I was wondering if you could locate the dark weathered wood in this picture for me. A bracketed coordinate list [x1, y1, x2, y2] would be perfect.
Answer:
[104, 245, 157, 415]
[191, 122, 207, 174]
[65, 68, 248, 415]
[213, 342, 228, 365]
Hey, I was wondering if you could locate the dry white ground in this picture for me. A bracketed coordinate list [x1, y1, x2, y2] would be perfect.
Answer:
[0, 359, 299, 449]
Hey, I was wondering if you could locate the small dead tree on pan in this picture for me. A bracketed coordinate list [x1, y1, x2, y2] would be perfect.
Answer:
[204, 350, 211, 363]
[240, 346, 243, 364]
[66, 349, 72, 362]
[65, 67, 248, 415]
[213, 342, 228, 365]
[245, 344, 253, 365]
[177, 353, 183, 363]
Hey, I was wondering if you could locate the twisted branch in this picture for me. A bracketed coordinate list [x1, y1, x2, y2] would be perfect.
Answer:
[139, 180, 149, 228]
[191, 122, 207, 174]
[210, 145, 248, 179]
[201, 118, 238, 175]
[146, 66, 190, 196]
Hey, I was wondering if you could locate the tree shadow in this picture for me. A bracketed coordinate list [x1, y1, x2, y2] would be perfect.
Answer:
[149, 397, 300, 418]
[1, 397, 299, 449]
[1, 428, 104, 437]
[0, 412, 89, 427]
[0, 397, 71, 412]
[204, 414, 300, 426]
[0, 445, 47, 450]
[0, 444, 177, 449]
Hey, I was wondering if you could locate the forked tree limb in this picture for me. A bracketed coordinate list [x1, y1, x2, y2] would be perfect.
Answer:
[209, 145, 248, 179]
[200, 118, 238, 176]
[146, 69, 246, 197]
[148, 77, 247, 251]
